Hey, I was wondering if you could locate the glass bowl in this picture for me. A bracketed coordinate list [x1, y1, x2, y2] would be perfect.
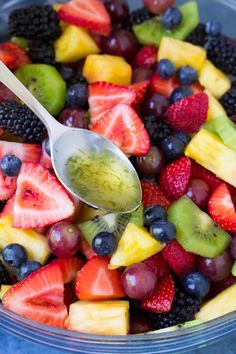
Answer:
[0, 0, 236, 352]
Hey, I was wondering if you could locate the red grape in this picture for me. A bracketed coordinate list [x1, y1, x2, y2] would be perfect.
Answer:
[0, 83, 16, 103]
[185, 178, 211, 209]
[230, 237, 236, 259]
[143, 0, 176, 15]
[132, 67, 153, 83]
[59, 108, 89, 129]
[198, 251, 233, 282]
[135, 146, 165, 176]
[103, 0, 129, 24]
[129, 313, 154, 334]
[141, 93, 169, 119]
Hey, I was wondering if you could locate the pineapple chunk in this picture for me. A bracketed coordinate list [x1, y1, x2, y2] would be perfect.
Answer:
[55, 25, 100, 63]
[199, 60, 231, 99]
[205, 90, 226, 121]
[66, 300, 129, 335]
[158, 37, 206, 71]
[109, 223, 164, 269]
[185, 129, 236, 188]
[0, 285, 11, 300]
[83, 54, 132, 86]
[0, 216, 50, 264]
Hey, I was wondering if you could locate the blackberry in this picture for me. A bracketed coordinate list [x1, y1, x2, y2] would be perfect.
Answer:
[143, 116, 172, 145]
[9, 5, 61, 40]
[123, 7, 153, 31]
[28, 40, 56, 66]
[0, 101, 47, 144]
[151, 287, 200, 330]
[220, 84, 236, 117]
[187, 23, 208, 46]
[0, 261, 11, 286]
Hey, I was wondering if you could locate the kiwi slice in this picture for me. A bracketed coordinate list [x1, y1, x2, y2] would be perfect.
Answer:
[15, 64, 66, 116]
[168, 196, 230, 258]
[129, 203, 144, 227]
[133, 1, 199, 46]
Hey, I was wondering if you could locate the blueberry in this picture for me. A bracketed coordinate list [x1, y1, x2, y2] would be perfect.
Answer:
[205, 20, 222, 37]
[150, 219, 176, 243]
[161, 136, 185, 161]
[177, 66, 198, 85]
[161, 7, 183, 30]
[59, 65, 74, 82]
[2, 243, 27, 268]
[170, 86, 193, 104]
[92, 232, 117, 256]
[144, 205, 167, 227]
[0, 154, 22, 177]
[173, 132, 191, 146]
[157, 59, 176, 80]
[66, 83, 88, 108]
[17, 261, 41, 280]
[43, 138, 51, 156]
[182, 272, 210, 299]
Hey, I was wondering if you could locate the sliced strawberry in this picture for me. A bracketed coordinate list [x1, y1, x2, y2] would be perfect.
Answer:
[0, 48, 17, 69]
[150, 73, 178, 97]
[13, 162, 75, 228]
[141, 275, 175, 313]
[40, 148, 53, 169]
[160, 157, 191, 200]
[0, 195, 15, 217]
[141, 180, 172, 209]
[130, 80, 150, 105]
[134, 45, 157, 68]
[0, 141, 41, 163]
[2, 262, 68, 328]
[75, 256, 126, 300]
[92, 103, 150, 156]
[81, 238, 97, 259]
[0, 171, 17, 201]
[58, 0, 111, 36]
[89, 82, 136, 125]
[190, 83, 204, 95]
[51, 257, 84, 284]
[0, 42, 31, 70]
[143, 253, 170, 281]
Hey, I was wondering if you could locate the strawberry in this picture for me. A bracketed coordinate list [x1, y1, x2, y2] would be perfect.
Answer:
[13, 162, 75, 228]
[0, 141, 41, 163]
[40, 148, 53, 169]
[134, 46, 157, 68]
[75, 256, 125, 300]
[0, 195, 15, 217]
[0, 42, 31, 70]
[91, 103, 150, 156]
[162, 240, 197, 277]
[160, 157, 191, 200]
[141, 275, 175, 313]
[64, 283, 74, 308]
[144, 252, 170, 281]
[51, 257, 84, 284]
[166, 92, 209, 133]
[190, 160, 225, 192]
[58, 0, 111, 36]
[141, 180, 172, 209]
[89, 82, 136, 125]
[150, 73, 178, 97]
[2, 262, 68, 328]
[0, 171, 17, 201]
[130, 80, 150, 105]
[81, 238, 97, 259]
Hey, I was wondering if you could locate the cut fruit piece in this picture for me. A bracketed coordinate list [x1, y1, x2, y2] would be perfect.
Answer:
[55, 25, 100, 63]
[75, 256, 125, 300]
[199, 60, 231, 99]
[0, 216, 50, 264]
[0, 42, 31, 70]
[0, 141, 41, 163]
[205, 90, 226, 121]
[66, 300, 129, 335]
[158, 37, 206, 72]
[0, 285, 11, 300]
[168, 196, 231, 258]
[141, 180, 172, 209]
[2, 262, 68, 328]
[150, 73, 178, 98]
[109, 223, 165, 269]
[81, 238, 97, 259]
[196, 284, 236, 322]
[15, 64, 66, 116]
[185, 129, 236, 188]
[133, 1, 199, 46]
[13, 162, 74, 228]
[0, 171, 16, 201]
[40, 148, 52, 169]
[130, 80, 150, 105]
[190, 160, 225, 192]
[83, 54, 132, 86]
[77, 204, 108, 223]
[0, 195, 14, 217]
[51, 257, 83, 283]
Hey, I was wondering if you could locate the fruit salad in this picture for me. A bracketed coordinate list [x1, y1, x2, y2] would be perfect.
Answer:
[0, 0, 236, 337]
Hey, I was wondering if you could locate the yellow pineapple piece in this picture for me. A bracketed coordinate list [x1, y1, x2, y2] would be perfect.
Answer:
[109, 223, 164, 269]
[199, 60, 231, 99]
[205, 90, 226, 121]
[53, 3, 62, 11]
[158, 37, 206, 71]
[185, 129, 236, 188]
[0, 285, 11, 300]
[66, 300, 129, 335]
[55, 25, 100, 63]
[83, 54, 132, 86]
[0, 216, 50, 264]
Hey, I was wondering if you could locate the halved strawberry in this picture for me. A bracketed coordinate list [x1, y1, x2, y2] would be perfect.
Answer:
[150, 73, 178, 97]
[40, 148, 52, 169]
[92, 103, 150, 156]
[0, 42, 31, 70]
[2, 262, 68, 328]
[89, 82, 136, 125]
[0, 171, 17, 201]
[143, 252, 170, 281]
[51, 257, 83, 284]
[81, 238, 97, 259]
[75, 256, 126, 300]
[58, 0, 111, 36]
[208, 183, 236, 232]
[130, 80, 150, 105]
[141, 275, 175, 313]
[0, 141, 41, 163]
[141, 180, 172, 209]
[0, 195, 15, 217]
[134, 45, 157, 68]
[13, 163, 75, 228]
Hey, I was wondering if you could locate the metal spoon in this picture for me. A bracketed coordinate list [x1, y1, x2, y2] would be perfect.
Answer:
[0, 61, 141, 213]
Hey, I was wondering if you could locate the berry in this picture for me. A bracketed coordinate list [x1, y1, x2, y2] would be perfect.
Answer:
[141, 180, 172, 209]
[143, 116, 172, 145]
[143, 0, 175, 15]
[144, 252, 170, 280]
[40, 140, 52, 169]
[187, 23, 208, 46]
[0, 155, 22, 177]
[28, 40, 55, 65]
[0, 260, 11, 285]
[161, 7, 183, 30]
[141, 93, 169, 119]
[51, 257, 83, 284]
[157, 59, 176, 80]
[0, 42, 31, 70]
[0, 141, 41, 163]
[17, 261, 41, 281]
[123, 7, 153, 30]
[220, 85, 236, 117]
[0, 171, 16, 201]
[150, 73, 178, 98]
[103, 0, 129, 24]
[198, 252, 233, 282]
[161, 136, 185, 162]
[177, 65, 198, 85]
[92, 232, 116, 257]
[181, 272, 210, 299]
[150, 219, 176, 243]
[173, 132, 191, 145]
[135, 146, 165, 176]
[59, 108, 89, 129]
[134, 46, 157, 68]
[144, 205, 167, 227]
[66, 83, 88, 108]
[130, 81, 150, 105]
[43, 138, 51, 156]
[166, 92, 209, 133]
[186, 178, 211, 209]
[129, 313, 154, 334]
[2, 243, 27, 268]
[170, 86, 193, 104]
[205, 20, 222, 37]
